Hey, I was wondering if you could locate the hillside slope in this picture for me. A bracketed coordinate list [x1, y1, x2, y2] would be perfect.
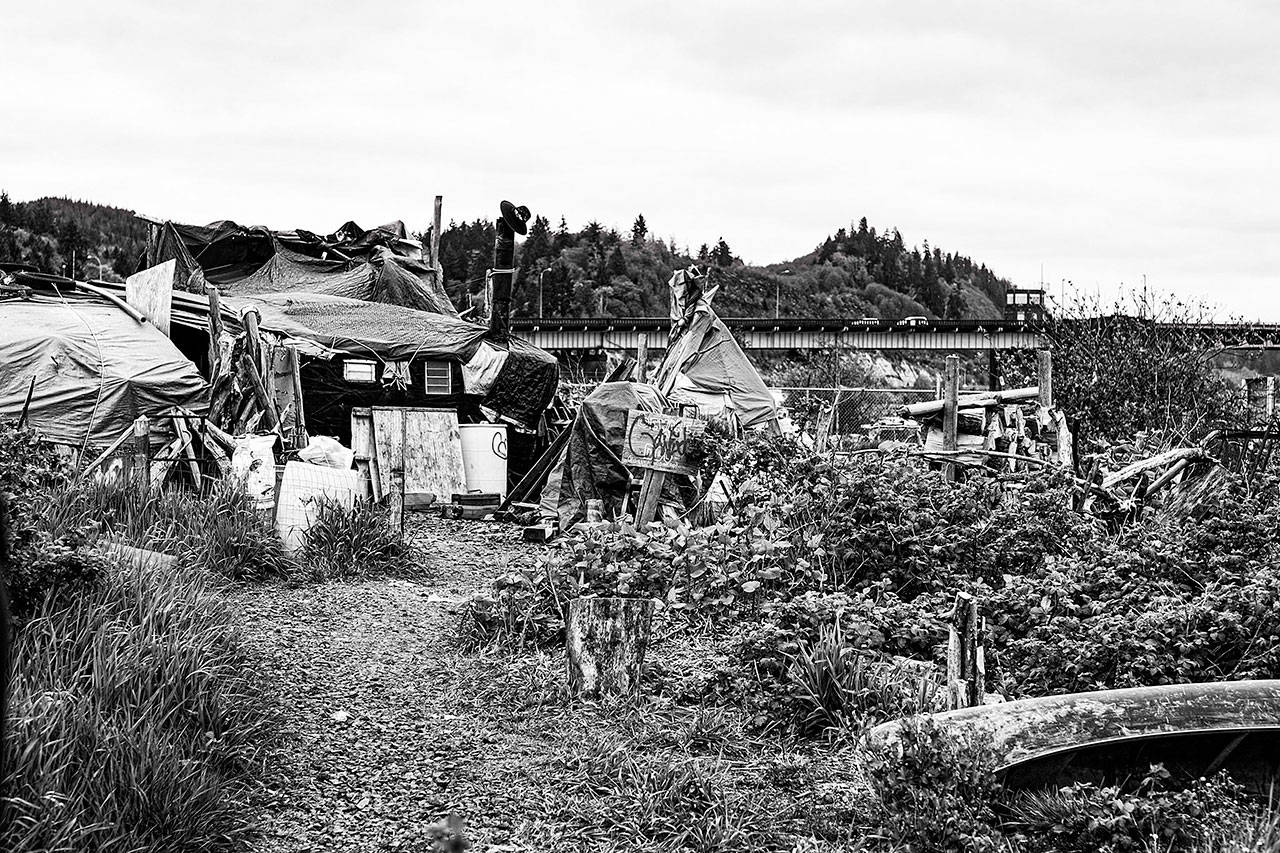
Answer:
[0, 192, 1012, 320]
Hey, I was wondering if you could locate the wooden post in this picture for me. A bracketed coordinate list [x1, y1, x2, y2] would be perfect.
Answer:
[942, 355, 960, 481]
[387, 466, 405, 537]
[207, 286, 224, 382]
[430, 195, 443, 269]
[289, 347, 308, 449]
[1037, 349, 1053, 408]
[634, 470, 666, 526]
[172, 413, 203, 487]
[987, 348, 1000, 392]
[387, 408, 406, 537]
[946, 591, 984, 709]
[132, 416, 151, 487]
[636, 333, 648, 384]
[566, 597, 655, 699]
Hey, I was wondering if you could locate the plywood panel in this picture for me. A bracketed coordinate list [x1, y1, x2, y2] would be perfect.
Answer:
[124, 259, 177, 336]
[351, 407, 381, 500]
[371, 406, 465, 508]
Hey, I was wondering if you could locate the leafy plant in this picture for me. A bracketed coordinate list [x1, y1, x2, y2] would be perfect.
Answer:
[298, 497, 410, 582]
[864, 716, 1003, 852]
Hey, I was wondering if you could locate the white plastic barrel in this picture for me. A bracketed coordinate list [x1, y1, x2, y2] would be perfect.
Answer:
[458, 423, 509, 497]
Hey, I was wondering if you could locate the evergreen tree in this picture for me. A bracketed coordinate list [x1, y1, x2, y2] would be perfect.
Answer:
[697, 243, 709, 261]
[631, 214, 648, 247]
[606, 246, 628, 279]
[0, 191, 12, 227]
[711, 237, 735, 266]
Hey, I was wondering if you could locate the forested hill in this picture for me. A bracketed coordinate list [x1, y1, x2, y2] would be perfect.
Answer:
[0, 193, 146, 281]
[440, 213, 1009, 320]
[0, 191, 1012, 320]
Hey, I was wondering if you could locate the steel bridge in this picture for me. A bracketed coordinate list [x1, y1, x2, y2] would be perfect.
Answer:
[509, 316, 1280, 352]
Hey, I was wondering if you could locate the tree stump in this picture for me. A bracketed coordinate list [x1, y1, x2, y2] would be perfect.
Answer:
[566, 597, 655, 699]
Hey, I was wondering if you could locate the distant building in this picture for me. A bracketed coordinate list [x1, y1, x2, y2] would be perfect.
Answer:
[1005, 286, 1046, 323]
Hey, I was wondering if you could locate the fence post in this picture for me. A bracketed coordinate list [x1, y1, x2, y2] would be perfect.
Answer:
[636, 333, 648, 384]
[1038, 349, 1053, 408]
[133, 416, 151, 488]
[943, 355, 959, 481]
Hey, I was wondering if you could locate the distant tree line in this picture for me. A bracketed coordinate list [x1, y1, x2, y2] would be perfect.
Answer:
[438, 212, 1009, 320]
[0, 192, 145, 280]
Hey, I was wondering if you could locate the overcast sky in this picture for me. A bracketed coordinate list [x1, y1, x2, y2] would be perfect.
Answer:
[3, 1, 1277, 317]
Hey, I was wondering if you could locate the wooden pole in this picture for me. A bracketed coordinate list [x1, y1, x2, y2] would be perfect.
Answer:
[289, 347, 308, 449]
[566, 597, 655, 699]
[942, 355, 959, 481]
[1038, 349, 1053, 408]
[634, 469, 666, 526]
[133, 416, 151, 488]
[430, 195, 443, 269]
[206, 286, 224, 382]
[987, 348, 1000, 392]
[636, 333, 648, 384]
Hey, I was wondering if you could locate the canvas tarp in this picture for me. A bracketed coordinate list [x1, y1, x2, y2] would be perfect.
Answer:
[0, 293, 210, 447]
[222, 292, 559, 430]
[149, 219, 458, 316]
[539, 381, 667, 527]
[655, 268, 778, 429]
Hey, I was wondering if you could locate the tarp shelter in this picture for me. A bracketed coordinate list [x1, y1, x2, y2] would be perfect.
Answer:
[137, 216, 559, 435]
[655, 268, 778, 429]
[539, 381, 667, 527]
[0, 287, 209, 446]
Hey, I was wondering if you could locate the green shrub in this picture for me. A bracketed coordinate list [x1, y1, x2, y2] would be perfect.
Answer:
[864, 716, 1003, 852]
[0, 548, 276, 852]
[0, 422, 105, 614]
[299, 497, 410, 582]
[1007, 767, 1251, 853]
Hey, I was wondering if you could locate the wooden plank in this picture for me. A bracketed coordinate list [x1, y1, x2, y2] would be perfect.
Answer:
[206, 286, 224, 381]
[289, 347, 308, 449]
[621, 410, 706, 476]
[497, 426, 571, 513]
[124, 259, 176, 336]
[172, 414, 202, 486]
[1038, 349, 1053, 407]
[371, 407, 466, 508]
[351, 408, 381, 500]
[634, 469, 666, 526]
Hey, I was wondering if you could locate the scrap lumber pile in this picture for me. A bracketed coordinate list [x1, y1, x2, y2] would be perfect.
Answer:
[898, 384, 1074, 473]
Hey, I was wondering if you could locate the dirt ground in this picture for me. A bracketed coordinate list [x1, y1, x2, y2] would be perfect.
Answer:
[233, 514, 866, 853]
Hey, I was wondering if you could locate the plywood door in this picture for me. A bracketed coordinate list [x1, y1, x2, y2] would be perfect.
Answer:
[371, 407, 465, 508]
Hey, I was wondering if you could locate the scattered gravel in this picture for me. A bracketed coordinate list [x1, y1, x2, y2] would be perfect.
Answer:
[234, 514, 554, 852]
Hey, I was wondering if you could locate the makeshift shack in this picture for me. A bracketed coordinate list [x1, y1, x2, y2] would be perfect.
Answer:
[117, 214, 560, 480]
[0, 275, 209, 447]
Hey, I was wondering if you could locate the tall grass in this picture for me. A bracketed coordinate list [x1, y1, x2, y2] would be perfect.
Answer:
[1, 548, 277, 852]
[299, 497, 411, 582]
[43, 480, 292, 582]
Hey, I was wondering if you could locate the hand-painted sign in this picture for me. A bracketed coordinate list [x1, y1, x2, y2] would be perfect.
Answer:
[622, 410, 706, 476]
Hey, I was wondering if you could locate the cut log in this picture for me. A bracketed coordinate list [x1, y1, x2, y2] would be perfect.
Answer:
[566, 596, 655, 699]
[900, 386, 1039, 419]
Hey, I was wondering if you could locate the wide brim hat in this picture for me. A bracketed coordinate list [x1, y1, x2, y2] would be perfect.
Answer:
[499, 200, 531, 235]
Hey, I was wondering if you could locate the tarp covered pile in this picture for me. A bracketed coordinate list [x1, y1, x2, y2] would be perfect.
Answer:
[0, 288, 209, 446]
[144, 217, 558, 430]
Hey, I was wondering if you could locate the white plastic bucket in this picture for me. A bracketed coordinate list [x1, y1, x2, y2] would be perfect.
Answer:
[459, 423, 509, 497]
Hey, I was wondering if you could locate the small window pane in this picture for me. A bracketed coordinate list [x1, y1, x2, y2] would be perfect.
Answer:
[424, 361, 452, 395]
[343, 359, 378, 383]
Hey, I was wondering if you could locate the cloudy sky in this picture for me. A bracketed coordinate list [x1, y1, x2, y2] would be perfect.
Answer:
[3, 1, 1277, 316]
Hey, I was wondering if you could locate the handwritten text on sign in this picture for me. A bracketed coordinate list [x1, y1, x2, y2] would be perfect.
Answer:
[621, 410, 706, 476]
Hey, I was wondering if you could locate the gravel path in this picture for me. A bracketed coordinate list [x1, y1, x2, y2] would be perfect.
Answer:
[235, 515, 553, 853]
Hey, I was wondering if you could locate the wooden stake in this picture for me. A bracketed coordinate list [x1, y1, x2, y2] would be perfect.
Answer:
[430, 195, 443, 269]
[636, 333, 648, 384]
[566, 597, 655, 698]
[172, 413, 203, 487]
[634, 469, 666, 526]
[206, 286, 224, 382]
[289, 347, 308, 449]
[133, 416, 151, 487]
[942, 355, 959, 481]
[1038, 349, 1053, 408]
